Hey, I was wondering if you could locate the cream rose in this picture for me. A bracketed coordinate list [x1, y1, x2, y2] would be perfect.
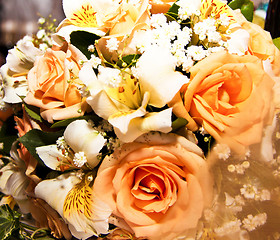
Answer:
[94, 132, 213, 240]
[96, 0, 150, 62]
[170, 51, 275, 152]
[24, 45, 88, 123]
[233, 9, 280, 77]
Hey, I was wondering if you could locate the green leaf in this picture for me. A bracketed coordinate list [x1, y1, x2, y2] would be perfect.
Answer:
[18, 129, 64, 164]
[165, 3, 180, 21]
[117, 54, 141, 68]
[229, 0, 254, 22]
[70, 31, 101, 59]
[24, 103, 43, 122]
[0, 205, 21, 240]
[51, 114, 101, 129]
[273, 37, 280, 50]
[0, 116, 18, 155]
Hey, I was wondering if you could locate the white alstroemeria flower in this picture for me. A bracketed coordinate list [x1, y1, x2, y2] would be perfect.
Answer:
[226, 29, 250, 56]
[6, 36, 43, 73]
[0, 36, 44, 103]
[36, 120, 106, 170]
[80, 58, 181, 142]
[0, 64, 29, 103]
[136, 46, 188, 108]
[55, 0, 121, 43]
[0, 142, 31, 213]
[35, 172, 112, 240]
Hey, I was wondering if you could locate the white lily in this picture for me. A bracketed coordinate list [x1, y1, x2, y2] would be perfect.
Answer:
[35, 172, 112, 240]
[36, 119, 106, 170]
[135, 46, 187, 108]
[80, 47, 187, 142]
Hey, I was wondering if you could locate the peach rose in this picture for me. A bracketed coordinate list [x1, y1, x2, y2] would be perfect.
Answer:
[24, 45, 88, 123]
[94, 132, 213, 240]
[149, 0, 176, 14]
[170, 51, 275, 152]
[96, 0, 150, 62]
[233, 10, 280, 77]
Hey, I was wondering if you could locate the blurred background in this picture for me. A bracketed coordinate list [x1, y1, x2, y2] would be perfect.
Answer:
[0, 0, 277, 66]
[0, 0, 64, 65]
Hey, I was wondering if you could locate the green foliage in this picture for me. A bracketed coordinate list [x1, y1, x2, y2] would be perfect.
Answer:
[117, 54, 141, 68]
[165, 3, 180, 21]
[18, 129, 64, 164]
[273, 37, 280, 50]
[0, 116, 18, 155]
[0, 205, 21, 240]
[229, 0, 254, 22]
[24, 103, 43, 122]
[51, 114, 101, 129]
[70, 31, 101, 59]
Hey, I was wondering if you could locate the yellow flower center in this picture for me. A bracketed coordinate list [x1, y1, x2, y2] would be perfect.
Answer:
[63, 173, 94, 219]
[200, 0, 236, 24]
[69, 3, 98, 28]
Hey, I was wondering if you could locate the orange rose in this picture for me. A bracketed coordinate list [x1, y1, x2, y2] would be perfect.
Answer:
[24, 45, 88, 123]
[94, 132, 213, 240]
[149, 0, 176, 14]
[170, 51, 275, 152]
[234, 10, 280, 77]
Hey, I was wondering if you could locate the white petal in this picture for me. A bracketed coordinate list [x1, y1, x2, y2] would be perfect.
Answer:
[6, 36, 43, 73]
[0, 64, 28, 103]
[55, 20, 105, 43]
[136, 46, 187, 108]
[35, 173, 80, 217]
[114, 107, 173, 142]
[64, 120, 106, 167]
[227, 29, 250, 56]
[36, 145, 70, 171]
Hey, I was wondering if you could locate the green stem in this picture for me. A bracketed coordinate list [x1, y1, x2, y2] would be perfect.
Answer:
[20, 223, 38, 232]
[30, 228, 49, 239]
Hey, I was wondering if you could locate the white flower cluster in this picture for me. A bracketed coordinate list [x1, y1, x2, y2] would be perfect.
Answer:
[214, 219, 242, 237]
[240, 184, 271, 201]
[213, 143, 231, 160]
[227, 161, 250, 174]
[98, 66, 123, 88]
[73, 151, 88, 168]
[133, 8, 230, 73]
[242, 213, 267, 232]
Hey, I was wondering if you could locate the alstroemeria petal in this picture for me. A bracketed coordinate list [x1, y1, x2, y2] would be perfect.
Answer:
[108, 92, 150, 136]
[136, 46, 188, 108]
[64, 120, 106, 168]
[35, 173, 80, 217]
[114, 107, 173, 142]
[55, 20, 106, 43]
[0, 64, 28, 103]
[63, 173, 112, 237]
[6, 36, 43, 73]
[36, 144, 75, 171]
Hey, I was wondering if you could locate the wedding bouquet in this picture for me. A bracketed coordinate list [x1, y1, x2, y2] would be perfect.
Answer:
[1, 0, 280, 239]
